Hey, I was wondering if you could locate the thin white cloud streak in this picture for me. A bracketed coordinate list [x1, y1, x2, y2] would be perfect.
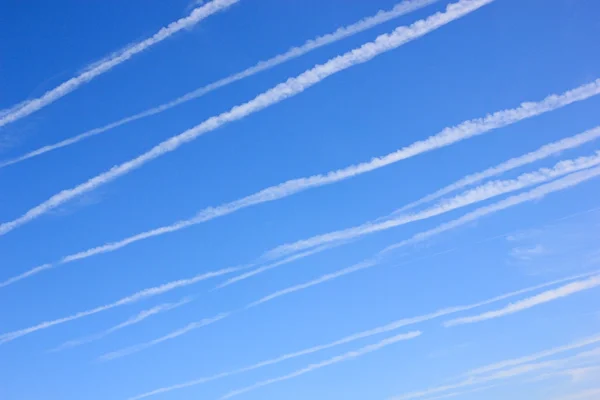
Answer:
[246, 166, 600, 307]
[444, 275, 600, 326]
[0, 266, 240, 345]
[422, 385, 498, 400]
[389, 336, 600, 400]
[0, 0, 239, 129]
[245, 151, 600, 272]
[395, 126, 600, 214]
[98, 313, 228, 361]
[7, 80, 600, 289]
[0, 0, 439, 169]
[49, 297, 191, 352]
[0, 0, 495, 237]
[221, 331, 421, 399]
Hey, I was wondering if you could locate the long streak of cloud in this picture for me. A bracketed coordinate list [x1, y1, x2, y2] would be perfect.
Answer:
[0, 0, 496, 237]
[127, 270, 598, 400]
[0, 0, 238, 129]
[0, 0, 439, 168]
[444, 275, 600, 326]
[221, 331, 421, 399]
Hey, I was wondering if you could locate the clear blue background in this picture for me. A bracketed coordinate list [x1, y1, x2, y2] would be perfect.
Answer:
[1, 0, 600, 399]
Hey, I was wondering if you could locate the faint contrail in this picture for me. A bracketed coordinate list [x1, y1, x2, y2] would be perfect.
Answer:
[0, 0, 239, 129]
[0, 0, 439, 168]
[49, 297, 191, 352]
[393, 126, 600, 214]
[444, 275, 600, 326]
[0, 0, 494, 237]
[126, 270, 598, 400]
[246, 165, 600, 308]
[221, 331, 422, 399]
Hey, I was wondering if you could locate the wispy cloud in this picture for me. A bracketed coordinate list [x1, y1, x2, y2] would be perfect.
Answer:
[221, 331, 421, 399]
[0, 0, 439, 168]
[0, 0, 497, 237]
[0, 266, 239, 345]
[244, 166, 600, 307]
[49, 297, 191, 352]
[395, 126, 600, 214]
[98, 313, 228, 361]
[510, 244, 547, 261]
[444, 275, 600, 326]
[0, 0, 238, 129]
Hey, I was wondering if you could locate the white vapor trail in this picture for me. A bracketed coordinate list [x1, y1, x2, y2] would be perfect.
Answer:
[395, 126, 600, 214]
[127, 270, 598, 400]
[0, 266, 240, 345]
[245, 166, 600, 308]
[389, 334, 600, 400]
[6, 82, 600, 289]
[221, 331, 421, 399]
[444, 275, 600, 326]
[0, 0, 238, 129]
[0, 0, 438, 168]
[234, 151, 600, 282]
[98, 313, 228, 361]
[0, 0, 494, 237]
[49, 297, 191, 352]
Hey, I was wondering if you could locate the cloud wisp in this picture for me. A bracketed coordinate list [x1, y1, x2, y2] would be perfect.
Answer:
[0, 0, 495, 237]
[127, 270, 599, 400]
[0, 0, 439, 169]
[220, 331, 422, 399]
[444, 275, 600, 326]
[0, 0, 239, 129]
[49, 297, 192, 352]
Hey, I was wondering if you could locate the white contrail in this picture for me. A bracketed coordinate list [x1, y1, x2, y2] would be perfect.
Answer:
[0, 266, 240, 344]
[221, 331, 421, 399]
[444, 275, 600, 326]
[245, 166, 600, 307]
[234, 151, 600, 282]
[388, 334, 600, 400]
[127, 270, 599, 400]
[394, 126, 600, 214]
[49, 297, 191, 352]
[0, 0, 239, 129]
[7, 81, 600, 289]
[0, 0, 495, 237]
[98, 313, 228, 361]
[0, 0, 439, 169]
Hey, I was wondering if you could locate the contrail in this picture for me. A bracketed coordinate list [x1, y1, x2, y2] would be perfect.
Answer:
[444, 275, 600, 326]
[0, 0, 239, 129]
[220, 331, 422, 399]
[0, 266, 240, 344]
[7, 82, 600, 289]
[0, 0, 494, 237]
[0, 0, 439, 168]
[98, 313, 228, 361]
[394, 126, 600, 214]
[127, 270, 598, 400]
[49, 297, 191, 352]
[246, 166, 600, 308]
[233, 151, 600, 282]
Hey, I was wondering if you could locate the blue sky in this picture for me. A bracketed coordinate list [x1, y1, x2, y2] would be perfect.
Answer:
[1, 0, 600, 399]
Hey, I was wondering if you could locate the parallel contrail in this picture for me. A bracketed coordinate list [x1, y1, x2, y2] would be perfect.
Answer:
[245, 166, 600, 308]
[0, 0, 239, 129]
[220, 331, 422, 399]
[49, 297, 191, 352]
[0, 0, 439, 168]
[393, 126, 600, 214]
[127, 270, 599, 400]
[0, 0, 494, 237]
[0, 266, 240, 344]
[444, 275, 600, 326]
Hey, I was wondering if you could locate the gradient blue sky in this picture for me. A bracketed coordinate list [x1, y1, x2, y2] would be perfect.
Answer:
[1, 0, 600, 399]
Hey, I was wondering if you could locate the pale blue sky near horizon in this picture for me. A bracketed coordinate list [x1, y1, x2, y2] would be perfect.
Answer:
[1, 0, 600, 399]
